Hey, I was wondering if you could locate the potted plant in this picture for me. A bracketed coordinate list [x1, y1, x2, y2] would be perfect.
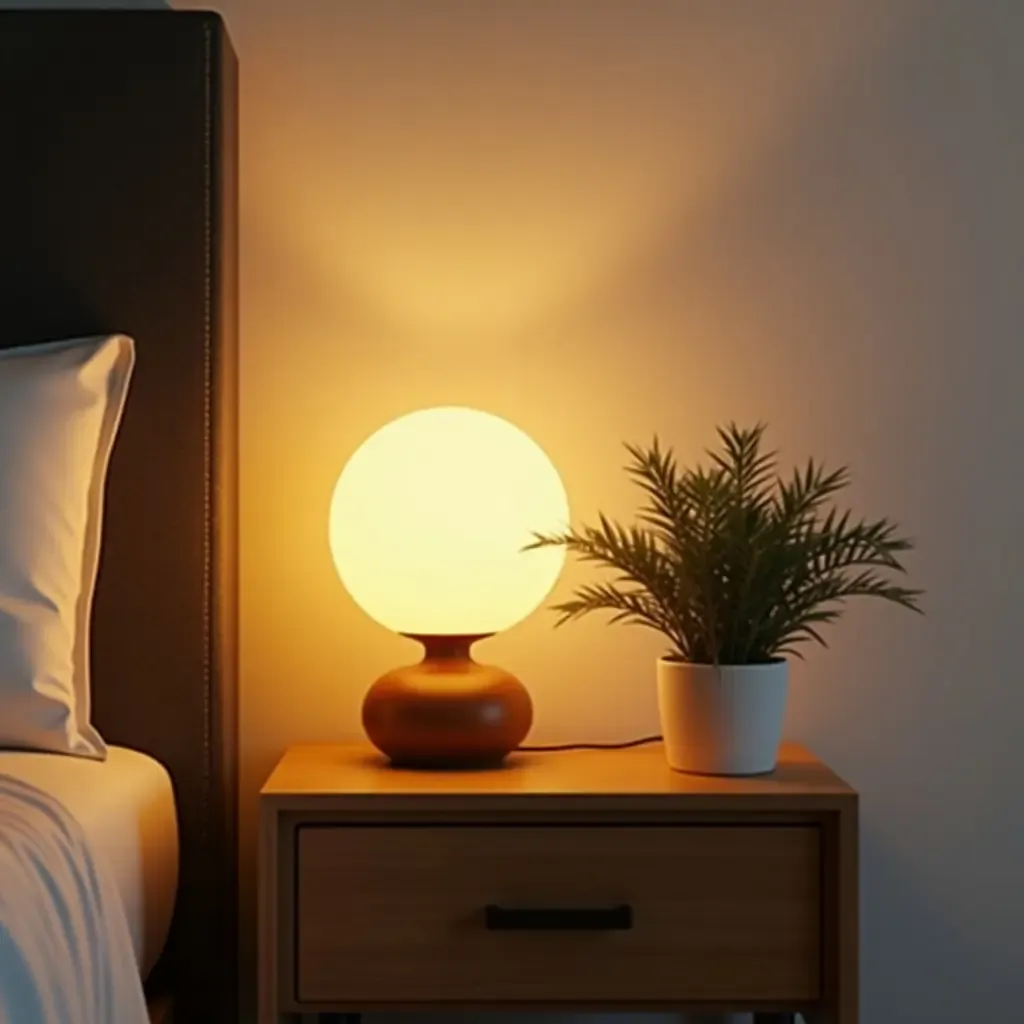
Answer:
[526, 423, 922, 776]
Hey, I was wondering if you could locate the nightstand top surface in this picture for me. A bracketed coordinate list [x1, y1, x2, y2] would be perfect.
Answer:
[261, 741, 855, 805]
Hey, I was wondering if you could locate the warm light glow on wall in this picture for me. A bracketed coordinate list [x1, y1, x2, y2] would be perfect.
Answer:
[239, 3, 903, 345]
[328, 407, 569, 636]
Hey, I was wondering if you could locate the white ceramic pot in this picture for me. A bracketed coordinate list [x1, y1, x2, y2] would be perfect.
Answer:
[657, 659, 788, 776]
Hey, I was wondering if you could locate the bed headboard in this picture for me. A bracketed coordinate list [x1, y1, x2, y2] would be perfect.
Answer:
[0, 11, 238, 1021]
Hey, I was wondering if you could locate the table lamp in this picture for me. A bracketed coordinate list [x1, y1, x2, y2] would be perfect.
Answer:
[329, 406, 569, 768]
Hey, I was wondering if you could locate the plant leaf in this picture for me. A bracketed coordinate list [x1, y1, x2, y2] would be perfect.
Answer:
[524, 424, 923, 663]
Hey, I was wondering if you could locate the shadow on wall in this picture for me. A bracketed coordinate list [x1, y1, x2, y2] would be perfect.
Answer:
[860, 825, 1022, 1019]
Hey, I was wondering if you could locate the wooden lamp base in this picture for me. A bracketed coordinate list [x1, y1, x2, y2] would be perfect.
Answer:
[361, 633, 533, 769]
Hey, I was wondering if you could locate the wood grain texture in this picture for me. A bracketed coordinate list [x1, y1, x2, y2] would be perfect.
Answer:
[263, 741, 854, 808]
[257, 800, 279, 1024]
[807, 796, 859, 1024]
[258, 743, 858, 1021]
[837, 798, 859, 1024]
[295, 824, 821, 1004]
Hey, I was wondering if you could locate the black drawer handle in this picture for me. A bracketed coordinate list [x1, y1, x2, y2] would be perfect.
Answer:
[484, 904, 633, 931]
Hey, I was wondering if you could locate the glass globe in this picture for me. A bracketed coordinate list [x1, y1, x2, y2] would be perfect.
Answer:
[329, 406, 569, 638]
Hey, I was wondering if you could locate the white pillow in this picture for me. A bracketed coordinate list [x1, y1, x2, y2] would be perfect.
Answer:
[0, 334, 135, 758]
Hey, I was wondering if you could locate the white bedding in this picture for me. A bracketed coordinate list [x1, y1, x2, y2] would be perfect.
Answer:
[0, 746, 178, 980]
[0, 770, 148, 1024]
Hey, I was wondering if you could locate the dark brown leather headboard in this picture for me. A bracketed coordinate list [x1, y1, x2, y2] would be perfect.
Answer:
[0, 11, 238, 1022]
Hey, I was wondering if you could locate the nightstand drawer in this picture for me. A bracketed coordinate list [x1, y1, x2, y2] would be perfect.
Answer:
[295, 824, 821, 1004]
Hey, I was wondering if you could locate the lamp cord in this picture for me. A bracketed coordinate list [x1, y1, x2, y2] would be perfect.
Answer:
[519, 734, 662, 753]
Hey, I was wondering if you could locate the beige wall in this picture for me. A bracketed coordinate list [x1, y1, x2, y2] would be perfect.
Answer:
[208, 1, 1022, 1021]
[26, 0, 1022, 1020]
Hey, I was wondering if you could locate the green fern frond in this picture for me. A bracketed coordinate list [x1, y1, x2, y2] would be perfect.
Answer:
[526, 423, 922, 664]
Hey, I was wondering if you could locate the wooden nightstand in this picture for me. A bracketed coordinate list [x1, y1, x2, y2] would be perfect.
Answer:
[258, 743, 858, 1024]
